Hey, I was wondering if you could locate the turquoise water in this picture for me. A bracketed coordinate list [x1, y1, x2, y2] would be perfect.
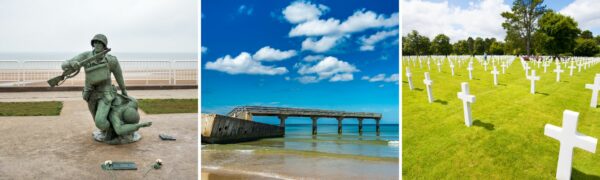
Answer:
[204, 124, 399, 159]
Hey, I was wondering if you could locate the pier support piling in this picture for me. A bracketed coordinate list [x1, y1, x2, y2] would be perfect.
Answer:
[311, 116, 318, 135]
[375, 118, 381, 136]
[336, 117, 343, 134]
[358, 118, 363, 135]
[278, 115, 287, 135]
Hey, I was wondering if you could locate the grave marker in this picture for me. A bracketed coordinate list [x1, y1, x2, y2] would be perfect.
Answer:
[526, 70, 540, 94]
[585, 75, 600, 108]
[491, 66, 499, 86]
[406, 67, 414, 90]
[457, 82, 475, 127]
[544, 110, 597, 180]
[423, 72, 434, 103]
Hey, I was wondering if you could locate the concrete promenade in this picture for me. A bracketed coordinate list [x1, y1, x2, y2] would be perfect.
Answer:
[0, 89, 198, 179]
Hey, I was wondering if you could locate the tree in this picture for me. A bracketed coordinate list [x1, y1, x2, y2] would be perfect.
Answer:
[453, 40, 469, 55]
[484, 38, 497, 53]
[489, 42, 505, 55]
[501, 0, 547, 55]
[474, 37, 486, 55]
[431, 34, 452, 56]
[574, 38, 599, 56]
[537, 11, 580, 59]
[404, 30, 431, 56]
[595, 36, 600, 46]
[467, 37, 475, 55]
[402, 36, 413, 55]
[580, 30, 593, 39]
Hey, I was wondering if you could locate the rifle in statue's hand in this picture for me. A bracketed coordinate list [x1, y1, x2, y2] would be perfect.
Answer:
[47, 48, 112, 87]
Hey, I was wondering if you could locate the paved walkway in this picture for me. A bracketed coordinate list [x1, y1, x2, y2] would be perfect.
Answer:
[0, 89, 198, 179]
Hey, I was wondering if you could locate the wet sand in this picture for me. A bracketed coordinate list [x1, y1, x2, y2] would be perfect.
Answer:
[0, 90, 198, 179]
[201, 149, 399, 180]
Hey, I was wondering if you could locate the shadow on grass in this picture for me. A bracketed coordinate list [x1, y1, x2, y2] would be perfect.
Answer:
[433, 99, 448, 105]
[414, 88, 424, 91]
[402, 81, 408, 84]
[497, 83, 507, 86]
[572, 168, 600, 179]
[535, 92, 549, 96]
[473, 120, 495, 131]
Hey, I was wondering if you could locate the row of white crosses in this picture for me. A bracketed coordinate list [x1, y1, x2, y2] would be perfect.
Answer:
[404, 56, 600, 180]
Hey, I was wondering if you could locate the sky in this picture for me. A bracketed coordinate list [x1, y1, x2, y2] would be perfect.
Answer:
[402, 0, 600, 42]
[201, 0, 400, 125]
[0, 0, 197, 53]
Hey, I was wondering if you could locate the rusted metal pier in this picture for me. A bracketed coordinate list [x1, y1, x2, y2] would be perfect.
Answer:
[227, 106, 382, 135]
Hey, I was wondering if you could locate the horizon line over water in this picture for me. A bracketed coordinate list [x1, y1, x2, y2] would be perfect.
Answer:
[0, 52, 197, 60]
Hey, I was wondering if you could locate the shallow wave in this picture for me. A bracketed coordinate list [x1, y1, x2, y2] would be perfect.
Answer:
[388, 140, 399, 147]
[203, 165, 295, 180]
[235, 149, 254, 154]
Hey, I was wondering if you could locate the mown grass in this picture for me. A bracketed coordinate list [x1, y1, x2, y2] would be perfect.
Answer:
[402, 57, 600, 179]
[0, 101, 62, 116]
[138, 99, 198, 114]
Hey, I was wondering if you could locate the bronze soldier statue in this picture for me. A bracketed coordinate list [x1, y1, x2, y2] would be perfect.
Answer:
[52, 34, 151, 144]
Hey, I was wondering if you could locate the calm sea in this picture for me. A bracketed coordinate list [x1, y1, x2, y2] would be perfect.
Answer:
[0, 52, 196, 60]
[202, 124, 399, 159]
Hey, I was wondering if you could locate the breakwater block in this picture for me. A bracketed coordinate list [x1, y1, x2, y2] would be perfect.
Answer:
[201, 114, 284, 144]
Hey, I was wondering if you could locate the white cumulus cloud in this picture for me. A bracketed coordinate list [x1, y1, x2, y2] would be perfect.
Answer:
[339, 11, 399, 33]
[303, 55, 325, 62]
[283, 1, 399, 53]
[282, 1, 329, 24]
[359, 29, 399, 51]
[289, 18, 341, 37]
[205, 52, 288, 75]
[252, 46, 297, 61]
[330, 73, 354, 82]
[402, 0, 510, 42]
[560, 0, 600, 33]
[301, 35, 344, 53]
[362, 73, 399, 82]
[297, 56, 358, 83]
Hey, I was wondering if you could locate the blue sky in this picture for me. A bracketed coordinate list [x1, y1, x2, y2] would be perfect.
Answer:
[403, 0, 600, 42]
[201, 0, 399, 125]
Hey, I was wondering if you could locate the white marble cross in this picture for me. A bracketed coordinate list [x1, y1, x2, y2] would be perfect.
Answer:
[578, 63, 582, 72]
[501, 62, 507, 74]
[527, 70, 540, 94]
[457, 82, 475, 127]
[543, 62, 550, 73]
[568, 63, 575, 76]
[585, 75, 600, 108]
[406, 67, 414, 90]
[524, 63, 531, 77]
[427, 59, 431, 70]
[450, 63, 455, 76]
[554, 65, 564, 82]
[491, 66, 499, 86]
[544, 110, 597, 180]
[467, 62, 474, 80]
[483, 61, 488, 72]
[437, 61, 442, 72]
[423, 72, 434, 103]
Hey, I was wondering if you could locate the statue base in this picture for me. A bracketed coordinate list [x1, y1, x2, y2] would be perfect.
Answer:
[92, 129, 141, 145]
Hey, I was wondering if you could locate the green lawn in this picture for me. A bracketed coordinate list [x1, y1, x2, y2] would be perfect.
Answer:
[0, 101, 63, 116]
[403, 57, 600, 179]
[138, 99, 198, 114]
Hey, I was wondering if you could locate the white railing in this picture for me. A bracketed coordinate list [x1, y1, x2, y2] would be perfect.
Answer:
[0, 59, 197, 87]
